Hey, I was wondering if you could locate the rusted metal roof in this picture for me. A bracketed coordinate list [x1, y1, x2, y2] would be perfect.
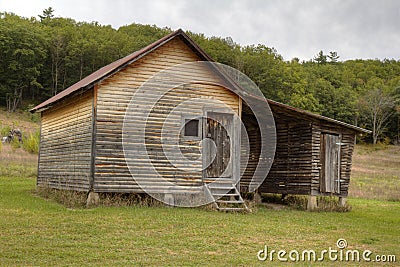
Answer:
[30, 29, 212, 112]
[31, 28, 370, 134]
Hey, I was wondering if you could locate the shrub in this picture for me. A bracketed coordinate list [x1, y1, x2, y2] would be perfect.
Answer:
[22, 130, 40, 154]
[10, 137, 21, 150]
[26, 104, 40, 123]
[0, 125, 11, 137]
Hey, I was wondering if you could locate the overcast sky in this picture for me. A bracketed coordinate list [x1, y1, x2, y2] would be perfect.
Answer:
[1, 0, 399, 61]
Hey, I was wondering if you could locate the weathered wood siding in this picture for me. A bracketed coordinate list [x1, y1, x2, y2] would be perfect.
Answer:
[311, 124, 355, 197]
[240, 111, 261, 191]
[258, 109, 313, 195]
[94, 37, 240, 193]
[247, 104, 356, 197]
[38, 90, 93, 191]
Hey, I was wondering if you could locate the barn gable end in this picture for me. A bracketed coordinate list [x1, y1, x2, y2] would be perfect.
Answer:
[34, 30, 243, 196]
[94, 36, 240, 193]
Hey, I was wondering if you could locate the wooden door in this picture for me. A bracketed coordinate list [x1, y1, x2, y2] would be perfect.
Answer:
[320, 133, 341, 194]
[203, 112, 234, 179]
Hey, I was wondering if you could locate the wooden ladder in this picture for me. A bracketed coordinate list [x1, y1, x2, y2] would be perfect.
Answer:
[204, 179, 250, 212]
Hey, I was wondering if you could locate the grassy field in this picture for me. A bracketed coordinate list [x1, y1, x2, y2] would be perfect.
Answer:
[350, 144, 400, 201]
[0, 143, 399, 266]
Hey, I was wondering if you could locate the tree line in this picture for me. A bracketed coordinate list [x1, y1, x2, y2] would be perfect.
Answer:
[0, 9, 399, 144]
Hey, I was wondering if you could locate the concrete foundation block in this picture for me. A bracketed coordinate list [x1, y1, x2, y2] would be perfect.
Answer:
[307, 195, 317, 211]
[253, 192, 262, 204]
[164, 193, 175, 207]
[86, 191, 100, 207]
[339, 197, 347, 207]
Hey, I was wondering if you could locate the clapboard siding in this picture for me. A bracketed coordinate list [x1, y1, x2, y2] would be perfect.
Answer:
[38, 90, 93, 191]
[241, 105, 313, 195]
[94, 37, 240, 193]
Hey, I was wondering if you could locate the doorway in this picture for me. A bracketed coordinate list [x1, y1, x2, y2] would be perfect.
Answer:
[203, 111, 238, 183]
[320, 133, 341, 194]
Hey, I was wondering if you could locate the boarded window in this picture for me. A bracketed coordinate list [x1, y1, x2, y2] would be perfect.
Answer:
[184, 119, 199, 137]
[320, 133, 341, 194]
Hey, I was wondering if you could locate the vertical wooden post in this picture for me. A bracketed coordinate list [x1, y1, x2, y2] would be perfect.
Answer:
[36, 112, 43, 187]
[307, 195, 317, 211]
[89, 85, 98, 191]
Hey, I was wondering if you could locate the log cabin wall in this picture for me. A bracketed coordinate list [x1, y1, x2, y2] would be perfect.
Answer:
[257, 106, 313, 195]
[94, 37, 240, 193]
[38, 90, 93, 191]
[243, 103, 357, 197]
[240, 110, 261, 191]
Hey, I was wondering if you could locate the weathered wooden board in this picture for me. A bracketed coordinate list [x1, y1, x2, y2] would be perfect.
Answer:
[320, 133, 340, 193]
[204, 112, 233, 178]
[38, 90, 93, 191]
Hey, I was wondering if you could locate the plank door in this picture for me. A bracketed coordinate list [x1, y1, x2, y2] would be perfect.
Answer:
[203, 112, 235, 181]
[320, 133, 341, 194]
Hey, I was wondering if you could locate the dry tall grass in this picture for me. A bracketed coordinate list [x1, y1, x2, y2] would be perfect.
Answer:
[350, 145, 400, 201]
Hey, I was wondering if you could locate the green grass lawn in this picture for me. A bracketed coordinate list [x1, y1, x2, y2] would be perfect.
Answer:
[1, 171, 399, 266]
[0, 144, 399, 266]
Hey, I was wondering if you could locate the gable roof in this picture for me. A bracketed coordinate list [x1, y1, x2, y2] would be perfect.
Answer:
[31, 29, 370, 134]
[30, 29, 212, 112]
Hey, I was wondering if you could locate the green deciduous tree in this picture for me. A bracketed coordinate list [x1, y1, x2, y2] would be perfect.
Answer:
[0, 13, 45, 112]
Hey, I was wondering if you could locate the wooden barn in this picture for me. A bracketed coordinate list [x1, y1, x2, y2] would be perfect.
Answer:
[31, 29, 370, 211]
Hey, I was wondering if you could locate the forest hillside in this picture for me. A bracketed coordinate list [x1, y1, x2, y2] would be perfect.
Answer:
[1, 9, 399, 144]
